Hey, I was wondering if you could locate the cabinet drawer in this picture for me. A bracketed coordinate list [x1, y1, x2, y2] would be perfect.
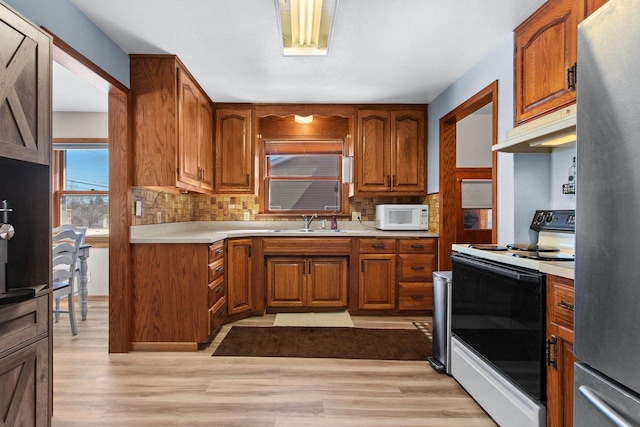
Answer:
[208, 257, 224, 282]
[209, 241, 224, 262]
[359, 238, 397, 253]
[398, 238, 437, 254]
[0, 295, 48, 358]
[208, 296, 227, 336]
[550, 278, 574, 330]
[263, 238, 351, 254]
[398, 254, 436, 281]
[398, 282, 432, 311]
[208, 275, 225, 308]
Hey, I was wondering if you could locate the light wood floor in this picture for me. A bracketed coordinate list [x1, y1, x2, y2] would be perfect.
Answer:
[52, 299, 496, 426]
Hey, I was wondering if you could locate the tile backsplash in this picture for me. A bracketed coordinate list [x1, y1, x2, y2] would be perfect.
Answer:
[132, 187, 440, 231]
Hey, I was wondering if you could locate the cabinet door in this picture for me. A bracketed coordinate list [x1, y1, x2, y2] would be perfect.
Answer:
[0, 338, 49, 426]
[266, 257, 305, 307]
[391, 110, 425, 194]
[199, 99, 214, 191]
[215, 108, 253, 193]
[177, 69, 202, 188]
[357, 110, 391, 193]
[226, 238, 252, 316]
[515, 0, 579, 124]
[547, 329, 576, 427]
[583, 0, 608, 17]
[308, 257, 348, 308]
[358, 254, 396, 310]
[0, 5, 50, 165]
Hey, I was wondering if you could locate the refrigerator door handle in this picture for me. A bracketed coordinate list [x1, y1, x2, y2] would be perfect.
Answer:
[579, 385, 633, 427]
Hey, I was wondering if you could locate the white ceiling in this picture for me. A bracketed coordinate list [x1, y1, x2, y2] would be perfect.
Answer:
[58, 0, 545, 108]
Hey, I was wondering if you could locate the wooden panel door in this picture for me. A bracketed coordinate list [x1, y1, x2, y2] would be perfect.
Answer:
[215, 108, 252, 193]
[515, 0, 579, 124]
[391, 110, 425, 193]
[0, 338, 49, 427]
[226, 238, 252, 316]
[266, 257, 305, 307]
[177, 69, 201, 188]
[199, 99, 214, 191]
[358, 254, 396, 310]
[307, 257, 348, 308]
[0, 5, 50, 165]
[357, 110, 390, 193]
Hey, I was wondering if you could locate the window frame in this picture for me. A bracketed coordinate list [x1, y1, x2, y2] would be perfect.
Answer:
[52, 138, 109, 247]
[260, 139, 350, 216]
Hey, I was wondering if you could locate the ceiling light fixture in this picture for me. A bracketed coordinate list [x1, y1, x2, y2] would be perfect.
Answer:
[294, 114, 314, 124]
[277, 0, 338, 56]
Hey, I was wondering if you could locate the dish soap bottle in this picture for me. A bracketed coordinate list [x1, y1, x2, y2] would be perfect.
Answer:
[331, 215, 338, 230]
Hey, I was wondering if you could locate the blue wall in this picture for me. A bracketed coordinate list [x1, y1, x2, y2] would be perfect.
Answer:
[6, 0, 129, 87]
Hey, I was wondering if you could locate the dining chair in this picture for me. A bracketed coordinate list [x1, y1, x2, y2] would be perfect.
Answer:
[52, 225, 86, 335]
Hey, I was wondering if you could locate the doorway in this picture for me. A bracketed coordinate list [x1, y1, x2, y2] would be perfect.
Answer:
[48, 32, 131, 352]
[438, 82, 498, 270]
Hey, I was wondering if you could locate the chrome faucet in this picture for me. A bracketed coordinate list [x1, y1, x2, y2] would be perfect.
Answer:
[302, 213, 318, 230]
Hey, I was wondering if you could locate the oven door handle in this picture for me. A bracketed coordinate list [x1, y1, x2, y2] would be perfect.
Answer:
[452, 254, 541, 283]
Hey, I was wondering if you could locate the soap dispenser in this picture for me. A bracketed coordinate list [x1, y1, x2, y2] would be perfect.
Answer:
[331, 215, 338, 230]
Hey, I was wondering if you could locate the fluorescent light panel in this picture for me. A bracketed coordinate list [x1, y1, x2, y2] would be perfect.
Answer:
[278, 0, 338, 56]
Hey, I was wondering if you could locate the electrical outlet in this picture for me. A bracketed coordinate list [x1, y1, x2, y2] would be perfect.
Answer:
[157, 212, 162, 223]
[352, 211, 361, 221]
[243, 212, 250, 221]
[135, 200, 142, 217]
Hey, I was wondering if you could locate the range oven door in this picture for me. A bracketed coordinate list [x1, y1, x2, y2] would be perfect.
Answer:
[451, 253, 546, 402]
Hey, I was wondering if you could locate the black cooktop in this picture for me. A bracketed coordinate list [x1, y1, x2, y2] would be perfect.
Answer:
[468, 244, 509, 251]
[507, 243, 560, 252]
[513, 252, 575, 261]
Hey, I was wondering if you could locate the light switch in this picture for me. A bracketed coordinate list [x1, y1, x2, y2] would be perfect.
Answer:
[135, 200, 142, 217]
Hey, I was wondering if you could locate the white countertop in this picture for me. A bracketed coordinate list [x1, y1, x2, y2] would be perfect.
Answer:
[452, 244, 574, 280]
[130, 221, 439, 244]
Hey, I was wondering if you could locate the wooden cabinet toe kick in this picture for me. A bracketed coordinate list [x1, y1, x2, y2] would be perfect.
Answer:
[130, 342, 200, 352]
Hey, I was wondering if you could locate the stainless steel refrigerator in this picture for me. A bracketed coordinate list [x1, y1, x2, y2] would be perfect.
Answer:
[575, 0, 640, 425]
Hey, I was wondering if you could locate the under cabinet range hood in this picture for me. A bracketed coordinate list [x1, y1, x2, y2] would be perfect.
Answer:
[493, 105, 576, 153]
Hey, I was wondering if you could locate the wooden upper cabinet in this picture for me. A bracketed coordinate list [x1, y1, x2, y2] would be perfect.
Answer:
[357, 110, 391, 193]
[0, 6, 51, 165]
[392, 110, 425, 193]
[515, 0, 609, 125]
[356, 108, 426, 196]
[515, 0, 579, 124]
[215, 108, 253, 194]
[131, 55, 214, 194]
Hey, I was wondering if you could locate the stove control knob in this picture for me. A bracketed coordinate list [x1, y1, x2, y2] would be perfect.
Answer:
[0, 223, 14, 240]
[545, 213, 554, 223]
[534, 211, 545, 224]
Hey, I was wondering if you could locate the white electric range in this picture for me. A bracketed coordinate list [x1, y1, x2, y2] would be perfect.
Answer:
[452, 209, 575, 271]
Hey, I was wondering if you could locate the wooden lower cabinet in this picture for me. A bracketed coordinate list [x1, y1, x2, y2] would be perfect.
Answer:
[226, 238, 253, 316]
[131, 243, 226, 349]
[546, 274, 575, 427]
[267, 257, 348, 309]
[0, 295, 50, 426]
[358, 254, 396, 310]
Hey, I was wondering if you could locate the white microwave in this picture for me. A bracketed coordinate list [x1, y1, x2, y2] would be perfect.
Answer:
[375, 204, 429, 231]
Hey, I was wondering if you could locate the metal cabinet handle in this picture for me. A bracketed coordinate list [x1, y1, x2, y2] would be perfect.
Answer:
[215, 248, 223, 254]
[215, 266, 223, 272]
[411, 244, 424, 249]
[410, 266, 425, 271]
[215, 286, 223, 293]
[217, 309, 225, 318]
[410, 295, 425, 301]
[567, 63, 577, 92]
[386, 175, 391, 188]
[372, 243, 385, 249]
[557, 300, 574, 312]
[579, 385, 633, 426]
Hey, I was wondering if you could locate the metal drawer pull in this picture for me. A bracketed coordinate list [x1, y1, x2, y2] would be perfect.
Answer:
[557, 300, 574, 312]
[215, 266, 223, 272]
[579, 385, 633, 427]
[411, 244, 424, 249]
[217, 309, 225, 318]
[215, 248, 223, 254]
[410, 266, 425, 271]
[410, 295, 425, 300]
[372, 243, 385, 249]
[215, 286, 223, 293]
